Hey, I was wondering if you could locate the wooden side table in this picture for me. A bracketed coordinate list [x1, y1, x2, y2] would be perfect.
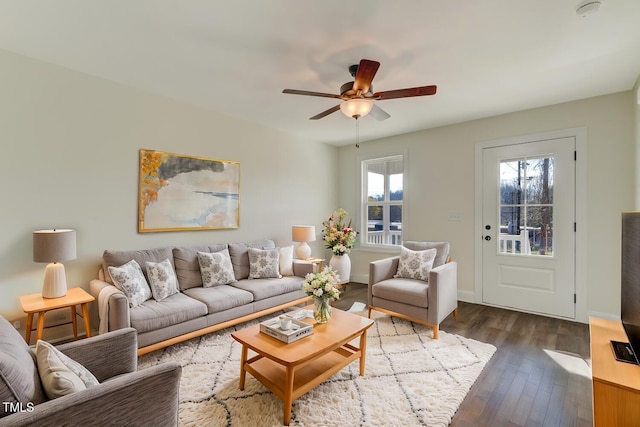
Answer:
[304, 257, 324, 272]
[19, 287, 95, 344]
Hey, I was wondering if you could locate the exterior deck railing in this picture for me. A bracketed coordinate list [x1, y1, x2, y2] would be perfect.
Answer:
[367, 230, 402, 245]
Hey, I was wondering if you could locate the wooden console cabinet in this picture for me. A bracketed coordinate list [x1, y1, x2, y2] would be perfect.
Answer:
[589, 317, 640, 426]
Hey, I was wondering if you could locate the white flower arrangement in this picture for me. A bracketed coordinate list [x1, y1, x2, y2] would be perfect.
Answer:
[302, 266, 340, 301]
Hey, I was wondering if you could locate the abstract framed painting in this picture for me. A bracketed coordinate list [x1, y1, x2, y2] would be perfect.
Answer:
[138, 149, 240, 232]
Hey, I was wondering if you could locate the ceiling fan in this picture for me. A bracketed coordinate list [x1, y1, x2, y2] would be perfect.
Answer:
[282, 59, 437, 121]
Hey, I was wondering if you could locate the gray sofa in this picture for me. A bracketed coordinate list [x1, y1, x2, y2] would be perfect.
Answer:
[0, 315, 181, 426]
[89, 239, 313, 355]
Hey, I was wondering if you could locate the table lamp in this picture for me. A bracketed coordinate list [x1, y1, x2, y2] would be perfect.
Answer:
[33, 229, 76, 298]
[292, 225, 316, 260]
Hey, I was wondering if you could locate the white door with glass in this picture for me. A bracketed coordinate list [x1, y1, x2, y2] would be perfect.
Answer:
[482, 137, 575, 319]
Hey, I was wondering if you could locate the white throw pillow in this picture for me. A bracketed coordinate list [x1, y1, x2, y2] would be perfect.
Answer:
[394, 247, 437, 282]
[107, 259, 152, 308]
[279, 245, 294, 276]
[35, 340, 99, 400]
[197, 249, 236, 287]
[145, 258, 179, 301]
[248, 247, 281, 279]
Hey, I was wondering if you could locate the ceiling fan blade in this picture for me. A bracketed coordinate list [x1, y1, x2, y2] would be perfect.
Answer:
[309, 105, 341, 120]
[369, 104, 391, 121]
[373, 85, 437, 100]
[283, 89, 343, 99]
[352, 59, 380, 94]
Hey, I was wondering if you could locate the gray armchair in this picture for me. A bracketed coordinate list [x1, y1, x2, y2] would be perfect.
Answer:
[368, 241, 458, 339]
[0, 315, 181, 427]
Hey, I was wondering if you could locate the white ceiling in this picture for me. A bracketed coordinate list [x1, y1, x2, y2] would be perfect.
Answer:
[1, 1, 639, 146]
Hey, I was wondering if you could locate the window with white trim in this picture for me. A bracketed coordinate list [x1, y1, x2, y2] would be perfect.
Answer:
[361, 155, 404, 247]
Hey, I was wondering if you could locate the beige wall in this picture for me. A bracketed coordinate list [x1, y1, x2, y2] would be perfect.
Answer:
[635, 75, 640, 207]
[0, 49, 338, 338]
[1, 46, 636, 337]
[339, 91, 635, 321]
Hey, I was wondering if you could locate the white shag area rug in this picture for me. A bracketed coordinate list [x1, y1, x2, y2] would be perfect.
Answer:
[139, 310, 496, 427]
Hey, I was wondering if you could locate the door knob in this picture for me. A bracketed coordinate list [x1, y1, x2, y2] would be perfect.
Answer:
[485, 225, 491, 230]
[485, 235, 491, 241]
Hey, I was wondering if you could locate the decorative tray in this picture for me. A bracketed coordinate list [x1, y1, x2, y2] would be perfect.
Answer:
[259, 312, 314, 344]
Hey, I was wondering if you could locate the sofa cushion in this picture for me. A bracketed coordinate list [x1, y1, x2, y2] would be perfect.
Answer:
[248, 248, 281, 279]
[228, 240, 276, 280]
[232, 276, 304, 301]
[403, 241, 450, 268]
[103, 247, 174, 284]
[145, 258, 180, 301]
[130, 292, 208, 334]
[197, 249, 236, 287]
[279, 245, 294, 276]
[35, 340, 99, 400]
[173, 244, 228, 290]
[395, 247, 437, 282]
[108, 260, 153, 308]
[371, 278, 429, 308]
[183, 285, 254, 314]
[0, 316, 46, 418]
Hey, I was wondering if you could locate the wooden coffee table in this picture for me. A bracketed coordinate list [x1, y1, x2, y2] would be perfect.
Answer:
[231, 306, 374, 425]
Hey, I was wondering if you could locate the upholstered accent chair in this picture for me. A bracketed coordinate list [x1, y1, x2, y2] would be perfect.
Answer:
[0, 315, 181, 427]
[368, 241, 458, 339]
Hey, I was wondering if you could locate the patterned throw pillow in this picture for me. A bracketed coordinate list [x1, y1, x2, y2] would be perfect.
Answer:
[145, 258, 179, 301]
[248, 247, 281, 279]
[36, 340, 99, 399]
[394, 247, 437, 282]
[107, 259, 152, 308]
[197, 249, 236, 287]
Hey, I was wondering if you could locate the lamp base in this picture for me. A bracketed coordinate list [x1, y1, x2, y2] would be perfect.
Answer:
[296, 242, 311, 260]
[42, 262, 68, 298]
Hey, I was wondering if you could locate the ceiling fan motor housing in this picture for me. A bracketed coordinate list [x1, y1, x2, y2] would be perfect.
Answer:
[340, 81, 373, 97]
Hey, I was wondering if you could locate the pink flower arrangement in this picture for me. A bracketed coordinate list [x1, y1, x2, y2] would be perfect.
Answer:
[322, 208, 357, 255]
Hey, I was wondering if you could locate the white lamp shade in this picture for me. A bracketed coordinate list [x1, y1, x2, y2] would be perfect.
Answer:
[292, 225, 316, 243]
[33, 229, 76, 263]
[340, 99, 373, 118]
[33, 229, 76, 299]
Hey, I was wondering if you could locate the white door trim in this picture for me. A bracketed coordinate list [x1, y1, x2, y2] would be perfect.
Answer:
[474, 127, 588, 323]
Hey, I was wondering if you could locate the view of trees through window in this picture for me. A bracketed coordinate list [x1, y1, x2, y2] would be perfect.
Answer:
[499, 156, 554, 256]
[363, 156, 403, 246]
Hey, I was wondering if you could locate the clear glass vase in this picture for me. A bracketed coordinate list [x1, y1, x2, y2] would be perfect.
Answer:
[313, 297, 332, 324]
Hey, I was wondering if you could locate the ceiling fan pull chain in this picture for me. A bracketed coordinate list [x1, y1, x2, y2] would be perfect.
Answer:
[355, 115, 360, 149]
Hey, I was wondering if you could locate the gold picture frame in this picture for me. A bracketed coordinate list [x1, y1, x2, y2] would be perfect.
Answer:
[138, 149, 240, 232]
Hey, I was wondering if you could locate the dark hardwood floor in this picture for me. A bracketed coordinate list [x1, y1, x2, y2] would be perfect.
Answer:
[336, 282, 593, 427]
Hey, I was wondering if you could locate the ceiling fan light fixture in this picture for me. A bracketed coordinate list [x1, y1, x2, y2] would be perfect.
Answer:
[340, 98, 373, 119]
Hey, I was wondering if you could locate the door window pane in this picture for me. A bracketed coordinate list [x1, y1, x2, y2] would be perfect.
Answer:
[500, 160, 522, 205]
[526, 206, 554, 256]
[525, 157, 554, 205]
[498, 156, 554, 257]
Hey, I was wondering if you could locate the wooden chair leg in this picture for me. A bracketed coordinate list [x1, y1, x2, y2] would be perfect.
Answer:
[367, 306, 373, 318]
[433, 325, 439, 339]
[453, 308, 458, 321]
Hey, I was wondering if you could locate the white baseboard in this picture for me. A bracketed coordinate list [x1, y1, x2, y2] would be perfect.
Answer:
[588, 310, 619, 321]
[457, 290, 475, 303]
[350, 274, 368, 285]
